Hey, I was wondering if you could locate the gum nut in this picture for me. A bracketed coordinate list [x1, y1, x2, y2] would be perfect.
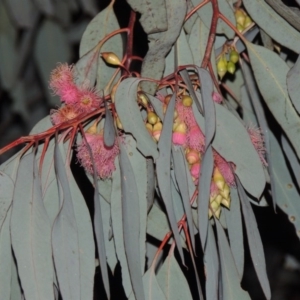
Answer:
[229, 50, 239, 64]
[138, 93, 149, 107]
[227, 61, 236, 75]
[153, 122, 162, 131]
[174, 122, 187, 134]
[101, 52, 121, 66]
[147, 112, 158, 125]
[182, 95, 193, 107]
[145, 123, 153, 134]
[186, 150, 200, 165]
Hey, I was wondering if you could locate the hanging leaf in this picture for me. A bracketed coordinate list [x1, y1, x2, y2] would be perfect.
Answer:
[191, 0, 235, 39]
[128, 269, 166, 300]
[127, 0, 167, 34]
[156, 94, 185, 263]
[119, 142, 145, 300]
[32, 0, 54, 15]
[52, 142, 81, 300]
[197, 67, 215, 148]
[123, 134, 148, 273]
[236, 177, 271, 300]
[104, 101, 116, 147]
[79, 0, 97, 16]
[270, 131, 300, 238]
[243, 0, 300, 53]
[224, 188, 244, 279]
[287, 53, 300, 115]
[79, 3, 122, 94]
[110, 160, 133, 297]
[115, 78, 159, 159]
[0, 208, 12, 300]
[198, 145, 214, 249]
[10, 257, 23, 300]
[215, 221, 251, 300]
[11, 152, 54, 300]
[157, 251, 193, 300]
[247, 42, 300, 159]
[172, 147, 195, 250]
[140, 0, 187, 94]
[146, 158, 155, 212]
[0, 171, 14, 230]
[204, 223, 219, 300]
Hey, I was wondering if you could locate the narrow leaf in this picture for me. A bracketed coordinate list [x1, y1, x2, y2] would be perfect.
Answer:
[216, 221, 251, 300]
[197, 67, 215, 149]
[287, 53, 300, 115]
[110, 161, 133, 297]
[0, 171, 14, 230]
[198, 145, 214, 249]
[270, 131, 300, 239]
[119, 142, 145, 300]
[104, 101, 115, 147]
[236, 177, 271, 300]
[156, 94, 185, 263]
[172, 147, 195, 250]
[11, 153, 54, 300]
[224, 188, 244, 278]
[0, 208, 12, 300]
[52, 143, 81, 300]
[205, 223, 219, 300]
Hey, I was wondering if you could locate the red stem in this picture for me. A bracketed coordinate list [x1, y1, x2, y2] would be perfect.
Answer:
[125, 10, 136, 71]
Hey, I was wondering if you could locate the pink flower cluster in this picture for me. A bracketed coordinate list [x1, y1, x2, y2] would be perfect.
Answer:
[77, 132, 119, 179]
[49, 63, 101, 125]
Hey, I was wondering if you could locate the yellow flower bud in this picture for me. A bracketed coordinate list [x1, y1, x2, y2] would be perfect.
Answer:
[146, 123, 153, 134]
[86, 121, 98, 134]
[236, 23, 244, 33]
[101, 52, 122, 66]
[174, 122, 187, 134]
[138, 93, 149, 107]
[213, 167, 225, 190]
[116, 116, 123, 130]
[244, 16, 253, 28]
[227, 61, 236, 75]
[186, 149, 200, 165]
[182, 95, 193, 107]
[147, 112, 158, 125]
[217, 57, 227, 79]
[235, 9, 246, 26]
[229, 50, 239, 64]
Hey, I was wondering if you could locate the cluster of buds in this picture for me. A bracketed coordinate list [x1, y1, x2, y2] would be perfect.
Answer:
[217, 48, 239, 79]
[49, 63, 102, 125]
[209, 168, 231, 218]
[235, 8, 253, 33]
[146, 111, 163, 142]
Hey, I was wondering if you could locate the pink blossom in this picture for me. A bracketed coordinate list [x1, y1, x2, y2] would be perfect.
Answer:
[186, 126, 205, 153]
[172, 132, 186, 145]
[77, 133, 119, 179]
[49, 63, 74, 93]
[155, 92, 165, 103]
[50, 105, 79, 125]
[176, 102, 197, 128]
[213, 151, 235, 186]
[59, 83, 80, 105]
[247, 125, 267, 166]
[212, 92, 223, 103]
[76, 88, 101, 113]
[190, 163, 200, 178]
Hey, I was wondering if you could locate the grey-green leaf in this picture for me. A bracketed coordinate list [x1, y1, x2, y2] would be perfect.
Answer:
[287, 53, 300, 115]
[127, 0, 167, 34]
[140, 0, 186, 94]
[0, 171, 14, 230]
[216, 220, 251, 300]
[156, 94, 184, 263]
[52, 143, 80, 300]
[157, 252, 193, 299]
[270, 131, 300, 239]
[224, 188, 244, 278]
[11, 153, 54, 300]
[115, 78, 159, 159]
[243, 0, 300, 53]
[247, 42, 300, 159]
[236, 177, 271, 300]
[111, 161, 133, 297]
[119, 142, 145, 300]
[104, 101, 115, 147]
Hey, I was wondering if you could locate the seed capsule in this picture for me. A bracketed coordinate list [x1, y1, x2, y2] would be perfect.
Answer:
[147, 112, 158, 125]
[217, 57, 227, 79]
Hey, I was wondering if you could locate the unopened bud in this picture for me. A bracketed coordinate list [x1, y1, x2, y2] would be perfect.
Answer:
[244, 16, 253, 28]
[147, 112, 158, 125]
[146, 123, 153, 134]
[86, 121, 98, 134]
[182, 95, 193, 107]
[213, 167, 225, 190]
[235, 9, 246, 26]
[227, 61, 236, 75]
[138, 93, 149, 107]
[229, 50, 239, 64]
[186, 149, 200, 165]
[101, 52, 122, 66]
